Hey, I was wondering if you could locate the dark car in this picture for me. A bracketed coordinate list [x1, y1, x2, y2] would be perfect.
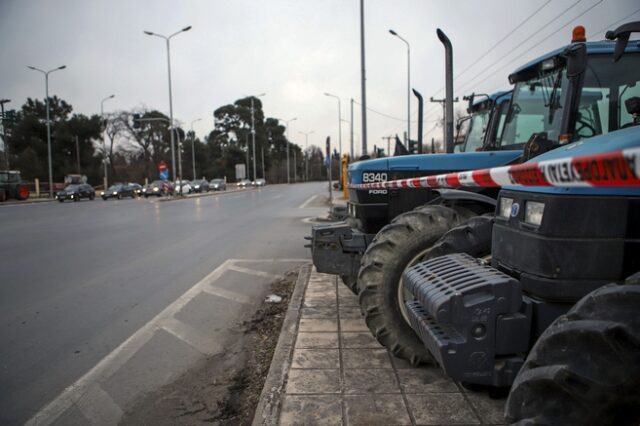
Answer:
[57, 183, 95, 202]
[101, 183, 136, 200]
[209, 178, 226, 191]
[129, 183, 143, 196]
[143, 180, 173, 197]
[191, 179, 210, 193]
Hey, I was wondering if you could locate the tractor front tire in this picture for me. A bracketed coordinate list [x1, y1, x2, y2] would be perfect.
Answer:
[506, 283, 640, 425]
[357, 204, 475, 366]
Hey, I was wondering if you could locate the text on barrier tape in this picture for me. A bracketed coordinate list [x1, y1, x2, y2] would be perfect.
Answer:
[348, 147, 640, 190]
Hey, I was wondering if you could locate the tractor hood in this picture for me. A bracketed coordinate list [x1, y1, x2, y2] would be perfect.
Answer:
[508, 126, 640, 196]
[348, 151, 522, 184]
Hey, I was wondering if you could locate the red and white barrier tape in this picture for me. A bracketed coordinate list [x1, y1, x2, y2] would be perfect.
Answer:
[349, 147, 640, 190]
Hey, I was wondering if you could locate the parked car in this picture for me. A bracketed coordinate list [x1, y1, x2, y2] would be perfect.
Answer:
[129, 183, 144, 196]
[237, 179, 252, 188]
[254, 178, 266, 187]
[191, 179, 210, 193]
[101, 183, 136, 200]
[174, 180, 193, 195]
[143, 180, 172, 197]
[57, 183, 95, 202]
[209, 178, 226, 191]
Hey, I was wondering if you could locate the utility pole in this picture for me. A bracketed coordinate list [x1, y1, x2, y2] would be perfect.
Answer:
[360, 0, 368, 155]
[0, 99, 10, 169]
[382, 136, 393, 156]
[75, 135, 81, 173]
[430, 96, 458, 149]
[261, 146, 265, 179]
[350, 98, 354, 159]
[293, 149, 297, 183]
[245, 133, 250, 180]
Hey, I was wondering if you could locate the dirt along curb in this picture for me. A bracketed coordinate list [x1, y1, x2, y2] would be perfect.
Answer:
[251, 264, 310, 426]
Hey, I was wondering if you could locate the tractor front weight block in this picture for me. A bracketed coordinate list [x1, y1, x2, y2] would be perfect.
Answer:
[404, 253, 532, 387]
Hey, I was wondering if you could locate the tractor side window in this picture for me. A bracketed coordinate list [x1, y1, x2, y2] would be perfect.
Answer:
[579, 54, 640, 137]
[620, 83, 640, 128]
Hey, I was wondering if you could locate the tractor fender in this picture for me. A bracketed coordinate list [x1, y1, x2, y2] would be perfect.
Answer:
[431, 188, 497, 208]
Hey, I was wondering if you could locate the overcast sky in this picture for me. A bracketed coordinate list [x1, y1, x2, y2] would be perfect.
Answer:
[1, 0, 638, 154]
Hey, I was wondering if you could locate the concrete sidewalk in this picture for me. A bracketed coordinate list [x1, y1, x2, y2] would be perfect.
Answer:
[253, 266, 507, 426]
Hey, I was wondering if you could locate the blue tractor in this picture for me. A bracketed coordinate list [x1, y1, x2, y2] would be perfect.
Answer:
[402, 23, 640, 424]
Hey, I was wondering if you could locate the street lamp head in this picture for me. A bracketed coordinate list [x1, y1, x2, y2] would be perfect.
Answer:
[182, 26, 192, 32]
[143, 30, 154, 36]
[389, 29, 397, 36]
[109, 94, 115, 99]
[57, 65, 66, 70]
[27, 65, 37, 70]
[324, 92, 331, 97]
[257, 92, 266, 97]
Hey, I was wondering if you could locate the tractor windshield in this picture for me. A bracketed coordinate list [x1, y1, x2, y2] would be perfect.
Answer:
[573, 53, 640, 139]
[460, 109, 490, 152]
[501, 66, 569, 146]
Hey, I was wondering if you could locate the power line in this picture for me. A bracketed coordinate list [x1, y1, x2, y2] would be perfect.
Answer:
[352, 99, 420, 123]
[453, 0, 591, 99]
[591, 6, 640, 38]
[422, 0, 585, 118]
[465, 0, 604, 94]
[452, 1, 552, 83]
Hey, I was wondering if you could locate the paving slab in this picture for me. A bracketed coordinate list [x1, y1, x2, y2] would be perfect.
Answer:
[252, 267, 507, 426]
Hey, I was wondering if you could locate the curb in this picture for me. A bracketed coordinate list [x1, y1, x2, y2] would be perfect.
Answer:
[0, 198, 54, 207]
[252, 263, 311, 426]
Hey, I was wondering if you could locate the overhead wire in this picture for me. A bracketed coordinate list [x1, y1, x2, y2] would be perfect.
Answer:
[421, 0, 585, 119]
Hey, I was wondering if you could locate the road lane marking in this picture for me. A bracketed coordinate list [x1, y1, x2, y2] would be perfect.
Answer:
[25, 259, 235, 426]
[298, 194, 318, 208]
[201, 286, 252, 305]
[75, 384, 123, 426]
[227, 264, 282, 279]
[24, 258, 306, 426]
[228, 194, 246, 199]
[161, 316, 223, 355]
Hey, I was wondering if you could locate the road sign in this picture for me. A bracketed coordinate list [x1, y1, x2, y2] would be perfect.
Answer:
[158, 161, 168, 171]
[235, 163, 246, 180]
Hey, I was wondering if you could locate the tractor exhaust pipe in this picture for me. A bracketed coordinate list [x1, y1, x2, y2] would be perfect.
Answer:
[412, 88, 423, 154]
[437, 29, 454, 153]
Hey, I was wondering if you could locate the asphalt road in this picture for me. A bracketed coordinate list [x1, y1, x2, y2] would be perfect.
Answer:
[0, 182, 329, 425]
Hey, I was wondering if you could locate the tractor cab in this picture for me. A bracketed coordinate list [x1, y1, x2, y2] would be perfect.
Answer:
[455, 91, 511, 153]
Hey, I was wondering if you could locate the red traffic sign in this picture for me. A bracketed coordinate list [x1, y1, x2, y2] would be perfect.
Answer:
[158, 161, 168, 172]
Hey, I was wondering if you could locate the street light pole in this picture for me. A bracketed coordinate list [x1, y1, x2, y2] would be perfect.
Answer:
[0, 99, 11, 170]
[144, 25, 191, 181]
[27, 65, 66, 197]
[190, 118, 202, 180]
[389, 29, 411, 144]
[299, 130, 314, 181]
[250, 93, 266, 182]
[100, 94, 115, 190]
[324, 93, 342, 158]
[276, 116, 297, 183]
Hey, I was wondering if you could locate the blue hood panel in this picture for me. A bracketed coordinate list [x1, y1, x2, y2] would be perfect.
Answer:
[349, 151, 522, 184]
[509, 126, 640, 196]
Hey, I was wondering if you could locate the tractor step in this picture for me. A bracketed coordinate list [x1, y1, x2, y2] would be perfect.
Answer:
[404, 253, 529, 387]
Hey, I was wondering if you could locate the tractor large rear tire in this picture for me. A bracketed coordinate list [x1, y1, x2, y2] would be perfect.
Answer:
[357, 204, 475, 365]
[506, 283, 640, 425]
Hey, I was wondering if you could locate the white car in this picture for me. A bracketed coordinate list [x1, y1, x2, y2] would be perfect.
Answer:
[174, 180, 193, 195]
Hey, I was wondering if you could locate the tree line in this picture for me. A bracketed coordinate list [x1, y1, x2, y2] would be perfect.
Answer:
[0, 96, 334, 187]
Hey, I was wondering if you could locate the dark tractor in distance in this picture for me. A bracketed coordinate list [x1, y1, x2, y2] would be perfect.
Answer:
[0, 170, 29, 202]
[403, 23, 640, 424]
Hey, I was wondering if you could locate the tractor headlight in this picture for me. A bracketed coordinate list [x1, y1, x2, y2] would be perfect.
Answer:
[113, 191, 118, 195]
[100, 191, 105, 196]
[525, 201, 545, 226]
[498, 197, 514, 219]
